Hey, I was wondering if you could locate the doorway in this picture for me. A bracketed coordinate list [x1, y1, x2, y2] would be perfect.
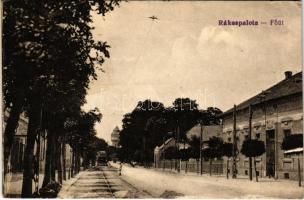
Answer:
[266, 129, 275, 177]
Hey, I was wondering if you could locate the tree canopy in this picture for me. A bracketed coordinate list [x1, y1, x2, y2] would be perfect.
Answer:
[222, 142, 233, 158]
[118, 98, 222, 164]
[202, 136, 224, 160]
[241, 139, 265, 158]
[3, 0, 119, 197]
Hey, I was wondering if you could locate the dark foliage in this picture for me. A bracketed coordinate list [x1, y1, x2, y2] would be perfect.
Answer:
[164, 146, 178, 160]
[203, 136, 224, 159]
[178, 148, 191, 161]
[188, 135, 200, 160]
[38, 181, 62, 198]
[241, 139, 265, 157]
[119, 98, 223, 164]
[222, 142, 233, 158]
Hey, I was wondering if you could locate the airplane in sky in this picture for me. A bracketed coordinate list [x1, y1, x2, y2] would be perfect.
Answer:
[149, 16, 158, 21]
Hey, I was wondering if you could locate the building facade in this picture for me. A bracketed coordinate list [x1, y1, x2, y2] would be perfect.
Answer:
[221, 71, 303, 180]
[154, 125, 224, 173]
[154, 137, 177, 168]
[3, 111, 74, 196]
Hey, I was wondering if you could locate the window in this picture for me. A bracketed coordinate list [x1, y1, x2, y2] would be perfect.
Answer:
[284, 153, 291, 158]
[256, 133, 260, 139]
[245, 134, 249, 140]
[284, 173, 290, 179]
[284, 129, 291, 138]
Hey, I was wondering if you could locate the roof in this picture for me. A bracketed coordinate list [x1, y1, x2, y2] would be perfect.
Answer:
[186, 124, 222, 141]
[158, 137, 175, 149]
[222, 71, 302, 116]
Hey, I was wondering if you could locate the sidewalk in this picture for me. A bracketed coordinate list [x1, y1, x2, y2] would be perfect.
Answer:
[110, 162, 304, 198]
[57, 173, 81, 198]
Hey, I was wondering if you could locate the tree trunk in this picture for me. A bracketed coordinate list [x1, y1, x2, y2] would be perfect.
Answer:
[254, 157, 258, 182]
[42, 132, 54, 187]
[249, 156, 253, 181]
[21, 101, 41, 198]
[196, 160, 199, 174]
[74, 149, 78, 174]
[185, 161, 188, 173]
[77, 150, 80, 173]
[71, 149, 75, 177]
[227, 159, 229, 179]
[62, 143, 66, 181]
[75, 148, 79, 174]
[3, 96, 24, 175]
[57, 142, 63, 184]
[50, 136, 57, 181]
[209, 159, 212, 176]
[298, 156, 301, 187]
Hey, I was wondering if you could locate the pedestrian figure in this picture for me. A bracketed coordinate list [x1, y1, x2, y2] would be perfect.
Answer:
[119, 162, 122, 176]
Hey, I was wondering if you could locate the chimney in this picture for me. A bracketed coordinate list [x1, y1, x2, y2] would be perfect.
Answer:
[284, 71, 292, 79]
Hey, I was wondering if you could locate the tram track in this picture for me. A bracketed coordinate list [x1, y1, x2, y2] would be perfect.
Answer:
[100, 166, 116, 198]
[58, 165, 150, 198]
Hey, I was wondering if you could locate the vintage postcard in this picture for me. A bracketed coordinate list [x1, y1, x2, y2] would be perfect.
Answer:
[2, 0, 303, 198]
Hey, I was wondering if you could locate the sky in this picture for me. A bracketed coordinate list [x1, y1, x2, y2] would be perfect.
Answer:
[83, 1, 302, 143]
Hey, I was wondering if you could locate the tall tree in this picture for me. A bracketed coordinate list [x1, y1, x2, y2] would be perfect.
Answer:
[202, 136, 223, 176]
[189, 135, 201, 173]
[3, 0, 119, 196]
[119, 100, 165, 164]
[241, 139, 265, 182]
[222, 142, 233, 179]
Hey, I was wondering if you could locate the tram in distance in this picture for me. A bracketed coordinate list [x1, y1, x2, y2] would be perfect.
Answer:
[96, 151, 108, 166]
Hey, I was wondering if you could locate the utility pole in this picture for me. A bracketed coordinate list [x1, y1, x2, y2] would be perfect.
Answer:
[232, 105, 237, 178]
[143, 131, 146, 167]
[248, 104, 253, 181]
[274, 104, 279, 179]
[163, 136, 165, 170]
[177, 120, 180, 173]
[200, 122, 203, 175]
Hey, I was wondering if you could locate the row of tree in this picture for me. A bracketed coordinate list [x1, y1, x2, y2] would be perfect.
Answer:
[118, 98, 223, 165]
[162, 136, 265, 180]
[3, 0, 119, 197]
[161, 133, 302, 185]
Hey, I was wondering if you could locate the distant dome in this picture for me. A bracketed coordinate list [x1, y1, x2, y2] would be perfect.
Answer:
[113, 126, 120, 132]
[111, 126, 120, 147]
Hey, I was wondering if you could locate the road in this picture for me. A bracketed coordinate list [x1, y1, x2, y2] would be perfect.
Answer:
[58, 165, 151, 198]
[111, 162, 304, 199]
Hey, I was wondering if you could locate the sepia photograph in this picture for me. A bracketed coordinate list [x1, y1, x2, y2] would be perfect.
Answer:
[1, 0, 303, 198]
